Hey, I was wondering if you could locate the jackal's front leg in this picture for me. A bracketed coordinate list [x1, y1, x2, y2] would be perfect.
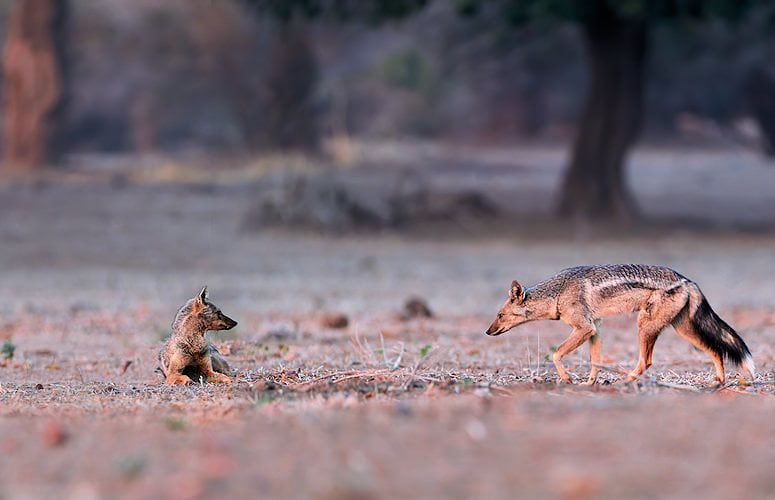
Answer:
[199, 355, 232, 384]
[553, 325, 595, 384]
[164, 352, 193, 386]
[583, 320, 602, 385]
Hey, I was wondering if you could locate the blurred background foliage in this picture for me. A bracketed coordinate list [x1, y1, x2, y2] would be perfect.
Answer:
[0, 0, 774, 220]
[0, 0, 770, 156]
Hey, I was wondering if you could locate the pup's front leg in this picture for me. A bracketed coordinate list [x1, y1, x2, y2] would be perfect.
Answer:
[165, 352, 193, 386]
[199, 355, 232, 384]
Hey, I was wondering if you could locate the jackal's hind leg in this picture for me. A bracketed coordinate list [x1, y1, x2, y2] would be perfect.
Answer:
[584, 320, 602, 385]
[553, 325, 595, 384]
[209, 345, 232, 376]
[628, 290, 688, 382]
[672, 317, 725, 384]
[198, 350, 232, 385]
[627, 316, 666, 381]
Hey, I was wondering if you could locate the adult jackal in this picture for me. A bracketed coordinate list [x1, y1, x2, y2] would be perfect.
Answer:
[486, 265, 755, 385]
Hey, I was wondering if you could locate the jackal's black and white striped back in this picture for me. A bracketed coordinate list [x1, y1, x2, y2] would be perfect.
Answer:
[527, 264, 685, 300]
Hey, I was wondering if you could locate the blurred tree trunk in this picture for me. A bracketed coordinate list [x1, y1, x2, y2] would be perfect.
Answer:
[192, 0, 264, 151]
[261, 22, 320, 152]
[746, 68, 775, 156]
[2, 0, 67, 170]
[558, 8, 647, 221]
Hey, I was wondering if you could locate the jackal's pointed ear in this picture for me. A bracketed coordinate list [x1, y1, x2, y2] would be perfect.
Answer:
[196, 286, 208, 305]
[509, 280, 525, 304]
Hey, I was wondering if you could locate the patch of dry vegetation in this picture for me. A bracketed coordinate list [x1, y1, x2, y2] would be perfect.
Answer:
[0, 298, 771, 498]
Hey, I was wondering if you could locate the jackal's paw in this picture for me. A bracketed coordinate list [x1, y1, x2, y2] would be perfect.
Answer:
[207, 373, 232, 385]
[582, 378, 597, 386]
[625, 371, 642, 383]
[166, 374, 192, 386]
[557, 375, 573, 384]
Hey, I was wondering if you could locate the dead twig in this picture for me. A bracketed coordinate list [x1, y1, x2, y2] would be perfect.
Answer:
[289, 370, 359, 388]
[592, 363, 707, 392]
[331, 370, 391, 384]
[654, 381, 703, 393]
[719, 386, 758, 396]
[289, 369, 395, 390]
[591, 363, 631, 377]
[746, 380, 775, 387]
[379, 331, 389, 367]
[391, 342, 404, 371]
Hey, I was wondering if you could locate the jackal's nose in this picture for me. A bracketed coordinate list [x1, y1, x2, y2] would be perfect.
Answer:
[485, 324, 500, 336]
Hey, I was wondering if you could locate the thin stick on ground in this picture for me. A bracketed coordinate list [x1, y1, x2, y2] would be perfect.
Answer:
[290, 370, 361, 389]
[653, 381, 703, 393]
[591, 363, 630, 377]
[331, 370, 391, 385]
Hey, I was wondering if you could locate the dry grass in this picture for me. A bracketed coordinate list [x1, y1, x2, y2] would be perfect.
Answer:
[0, 304, 772, 498]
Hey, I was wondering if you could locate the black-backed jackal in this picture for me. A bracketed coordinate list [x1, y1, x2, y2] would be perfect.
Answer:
[159, 287, 237, 385]
[486, 265, 755, 385]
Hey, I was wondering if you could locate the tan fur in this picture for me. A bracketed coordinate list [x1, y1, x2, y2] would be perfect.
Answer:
[486, 265, 754, 385]
[158, 287, 238, 386]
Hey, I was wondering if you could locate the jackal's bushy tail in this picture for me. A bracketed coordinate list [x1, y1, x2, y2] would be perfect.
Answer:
[682, 283, 755, 376]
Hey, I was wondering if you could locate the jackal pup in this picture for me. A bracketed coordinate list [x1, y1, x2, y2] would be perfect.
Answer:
[486, 265, 755, 385]
[159, 287, 237, 385]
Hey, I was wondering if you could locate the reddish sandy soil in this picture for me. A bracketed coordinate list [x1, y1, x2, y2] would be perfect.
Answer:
[0, 304, 773, 499]
[0, 148, 773, 499]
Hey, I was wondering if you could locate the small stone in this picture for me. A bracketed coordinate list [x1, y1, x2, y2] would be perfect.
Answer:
[402, 297, 433, 320]
[320, 313, 349, 329]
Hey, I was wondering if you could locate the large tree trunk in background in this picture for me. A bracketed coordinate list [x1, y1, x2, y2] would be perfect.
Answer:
[558, 10, 647, 221]
[745, 68, 775, 156]
[191, 0, 264, 152]
[262, 22, 320, 152]
[2, 0, 67, 170]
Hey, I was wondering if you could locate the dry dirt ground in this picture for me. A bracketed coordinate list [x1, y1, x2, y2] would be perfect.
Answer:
[0, 146, 774, 499]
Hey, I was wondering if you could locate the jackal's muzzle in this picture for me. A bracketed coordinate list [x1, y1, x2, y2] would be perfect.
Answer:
[485, 323, 505, 336]
[216, 315, 238, 330]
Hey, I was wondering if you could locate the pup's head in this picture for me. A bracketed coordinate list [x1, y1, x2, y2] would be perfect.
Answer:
[485, 280, 529, 336]
[186, 286, 238, 331]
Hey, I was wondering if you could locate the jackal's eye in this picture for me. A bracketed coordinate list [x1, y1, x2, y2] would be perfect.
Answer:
[497, 313, 504, 319]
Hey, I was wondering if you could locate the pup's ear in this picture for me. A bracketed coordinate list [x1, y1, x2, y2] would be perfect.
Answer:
[195, 286, 208, 305]
[509, 280, 525, 304]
